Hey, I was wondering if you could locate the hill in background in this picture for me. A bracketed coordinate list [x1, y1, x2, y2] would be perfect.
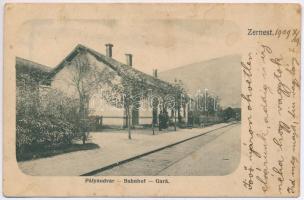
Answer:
[158, 54, 241, 108]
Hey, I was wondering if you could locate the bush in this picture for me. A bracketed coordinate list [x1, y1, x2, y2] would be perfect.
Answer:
[16, 116, 75, 158]
[16, 77, 82, 160]
[220, 107, 236, 122]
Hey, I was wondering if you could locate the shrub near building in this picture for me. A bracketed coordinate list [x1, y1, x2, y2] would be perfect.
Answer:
[16, 74, 82, 161]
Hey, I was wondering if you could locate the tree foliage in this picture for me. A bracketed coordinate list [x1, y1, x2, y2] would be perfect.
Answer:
[67, 52, 117, 143]
[220, 107, 236, 121]
[16, 74, 81, 160]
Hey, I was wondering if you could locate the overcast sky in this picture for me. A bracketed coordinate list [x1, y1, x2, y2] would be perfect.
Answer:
[16, 13, 243, 75]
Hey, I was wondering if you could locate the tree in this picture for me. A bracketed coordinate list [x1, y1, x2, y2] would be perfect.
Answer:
[172, 79, 188, 129]
[69, 52, 112, 144]
[65, 51, 145, 140]
[120, 76, 146, 139]
[69, 56, 188, 139]
[108, 67, 186, 138]
[102, 65, 149, 139]
[221, 107, 236, 121]
[190, 89, 221, 125]
[16, 81, 80, 160]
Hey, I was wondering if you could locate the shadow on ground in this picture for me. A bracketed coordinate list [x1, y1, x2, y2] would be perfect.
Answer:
[17, 143, 100, 162]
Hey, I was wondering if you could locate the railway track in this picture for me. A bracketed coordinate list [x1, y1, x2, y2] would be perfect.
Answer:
[81, 123, 240, 176]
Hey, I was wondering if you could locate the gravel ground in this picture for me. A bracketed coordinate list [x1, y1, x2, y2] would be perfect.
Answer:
[94, 124, 240, 176]
[18, 123, 234, 176]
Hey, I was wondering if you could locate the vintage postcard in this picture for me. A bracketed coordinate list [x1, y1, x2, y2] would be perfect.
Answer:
[3, 3, 301, 197]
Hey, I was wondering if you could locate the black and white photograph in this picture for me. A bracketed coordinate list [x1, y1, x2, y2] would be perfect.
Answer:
[16, 17, 241, 176]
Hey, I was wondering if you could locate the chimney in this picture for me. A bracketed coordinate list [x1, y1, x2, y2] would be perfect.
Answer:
[153, 69, 158, 78]
[105, 43, 113, 57]
[125, 54, 133, 66]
